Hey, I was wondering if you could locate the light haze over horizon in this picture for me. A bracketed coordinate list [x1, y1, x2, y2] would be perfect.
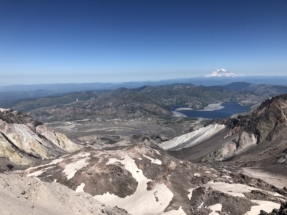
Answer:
[1, 0, 287, 85]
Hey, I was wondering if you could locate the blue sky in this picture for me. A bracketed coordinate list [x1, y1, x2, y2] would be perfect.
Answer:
[0, 0, 287, 85]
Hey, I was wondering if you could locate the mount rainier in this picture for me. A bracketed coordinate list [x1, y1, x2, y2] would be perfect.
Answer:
[205, 69, 243, 77]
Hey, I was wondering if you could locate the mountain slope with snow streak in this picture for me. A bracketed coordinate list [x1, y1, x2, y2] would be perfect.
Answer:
[200, 94, 287, 164]
[160, 124, 226, 151]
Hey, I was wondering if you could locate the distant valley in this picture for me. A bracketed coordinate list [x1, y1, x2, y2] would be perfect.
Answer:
[1, 82, 287, 147]
[4, 82, 287, 122]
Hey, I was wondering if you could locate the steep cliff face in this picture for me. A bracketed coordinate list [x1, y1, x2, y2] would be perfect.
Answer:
[164, 94, 287, 164]
[0, 109, 81, 165]
[203, 95, 287, 163]
[244, 95, 287, 143]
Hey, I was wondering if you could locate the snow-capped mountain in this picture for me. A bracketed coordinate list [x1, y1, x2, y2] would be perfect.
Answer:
[205, 69, 243, 77]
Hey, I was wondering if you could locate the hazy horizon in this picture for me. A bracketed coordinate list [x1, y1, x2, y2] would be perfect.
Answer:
[1, 0, 286, 85]
[2, 74, 287, 88]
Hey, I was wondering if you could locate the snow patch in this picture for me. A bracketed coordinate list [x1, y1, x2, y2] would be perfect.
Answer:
[27, 169, 45, 177]
[243, 200, 280, 215]
[95, 155, 174, 215]
[76, 183, 85, 192]
[208, 203, 222, 215]
[71, 152, 90, 159]
[203, 181, 259, 197]
[154, 149, 161, 155]
[27, 166, 54, 177]
[49, 158, 65, 165]
[221, 175, 231, 179]
[198, 202, 204, 209]
[162, 206, 186, 215]
[27, 157, 64, 172]
[142, 154, 162, 165]
[274, 193, 285, 198]
[63, 158, 89, 180]
[187, 188, 195, 200]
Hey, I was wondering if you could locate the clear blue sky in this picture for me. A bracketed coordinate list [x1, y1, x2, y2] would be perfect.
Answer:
[0, 0, 286, 85]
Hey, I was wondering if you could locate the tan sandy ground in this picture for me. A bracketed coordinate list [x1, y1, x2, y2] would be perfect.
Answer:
[0, 172, 127, 215]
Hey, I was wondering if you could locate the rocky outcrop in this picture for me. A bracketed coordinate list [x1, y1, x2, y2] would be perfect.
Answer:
[0, 109, 81, 165]
[245, 94, 287, 143]
[202, 130, 258, 162]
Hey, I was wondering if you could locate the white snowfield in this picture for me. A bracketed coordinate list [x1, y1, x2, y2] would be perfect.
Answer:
[208, 203, 222, 215]
[94, 155, 186, 215]
[160, 124, 226, 151]
[76, 183, 85, 192]
[244, 200, 280, 215]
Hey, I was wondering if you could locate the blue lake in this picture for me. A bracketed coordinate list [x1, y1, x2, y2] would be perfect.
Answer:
[172, 102, 250, 119]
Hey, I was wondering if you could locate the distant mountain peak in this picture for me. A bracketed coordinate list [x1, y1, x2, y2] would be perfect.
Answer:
[205, 69, 243, 77]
